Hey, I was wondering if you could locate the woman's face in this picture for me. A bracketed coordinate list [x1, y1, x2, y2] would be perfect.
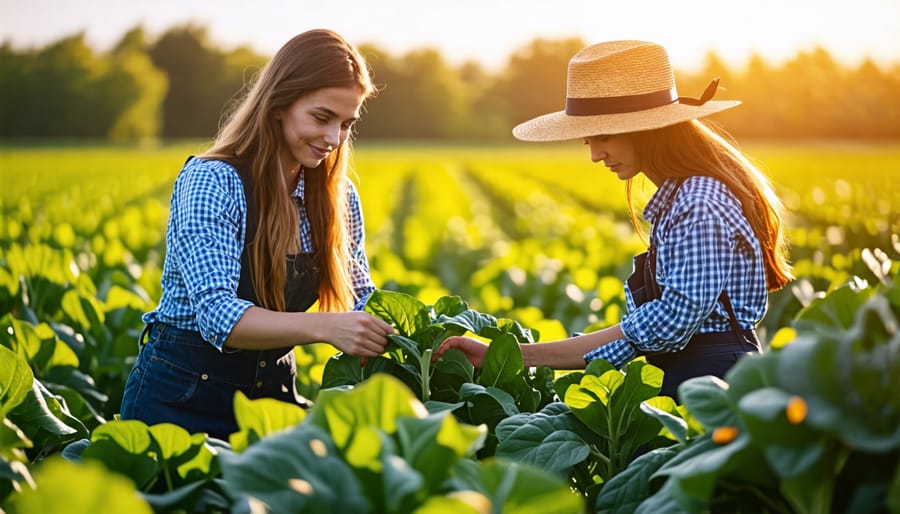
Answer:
[278, 86, 365, 172]
[584, 133, 642, 182]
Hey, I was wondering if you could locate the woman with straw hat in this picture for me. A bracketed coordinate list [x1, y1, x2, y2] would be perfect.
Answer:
[436, 40, 793, 401]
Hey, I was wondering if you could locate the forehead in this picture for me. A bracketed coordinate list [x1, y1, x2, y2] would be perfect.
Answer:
[292, 86, 365, 117]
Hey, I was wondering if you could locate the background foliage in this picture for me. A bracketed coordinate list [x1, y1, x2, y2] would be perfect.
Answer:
[1, 23, 898, 141]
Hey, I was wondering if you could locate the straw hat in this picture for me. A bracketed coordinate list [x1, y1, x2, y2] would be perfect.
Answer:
[512, 40, 741, 141]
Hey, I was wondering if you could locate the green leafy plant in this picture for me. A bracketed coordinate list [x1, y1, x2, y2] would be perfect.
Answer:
[494, 357, 694, 503]
[11, 373, 583, 513]
[595, 253, 900, 514]
[322, 290, 556, 455]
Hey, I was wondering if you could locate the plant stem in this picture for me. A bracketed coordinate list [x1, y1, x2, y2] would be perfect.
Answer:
[420, 348, 432, 402]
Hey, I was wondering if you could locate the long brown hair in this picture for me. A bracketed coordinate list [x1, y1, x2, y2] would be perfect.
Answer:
[202, 29, 374, 311]
[626, 119, 793, 291]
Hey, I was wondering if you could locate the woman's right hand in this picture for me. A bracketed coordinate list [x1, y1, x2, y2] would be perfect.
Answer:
[322, 312, 394, 357]
[433, 336, 489, 368]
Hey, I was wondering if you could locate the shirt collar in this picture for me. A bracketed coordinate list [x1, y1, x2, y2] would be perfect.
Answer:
[643, 178, 680, 223]
[293, 168, 306, 202]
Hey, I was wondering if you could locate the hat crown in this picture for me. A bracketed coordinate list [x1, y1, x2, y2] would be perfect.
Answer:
[566, 40, 676, 100]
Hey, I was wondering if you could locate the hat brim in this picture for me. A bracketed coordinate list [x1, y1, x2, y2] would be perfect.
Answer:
[512, 100, 741, 141]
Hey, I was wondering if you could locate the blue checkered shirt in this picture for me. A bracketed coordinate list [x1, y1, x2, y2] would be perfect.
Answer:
[583, 176, 768, 368]
[143, 158, 376, 349]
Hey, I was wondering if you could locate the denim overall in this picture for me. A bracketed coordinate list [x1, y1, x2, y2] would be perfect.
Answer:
[627, 179, 761, 401]
[120, 158, 319, 440]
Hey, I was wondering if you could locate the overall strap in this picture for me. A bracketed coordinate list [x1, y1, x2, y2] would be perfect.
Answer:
[221, 157, 320, 312]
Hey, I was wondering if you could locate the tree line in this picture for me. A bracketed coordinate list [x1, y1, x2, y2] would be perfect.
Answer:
[1, 24, 898, 141]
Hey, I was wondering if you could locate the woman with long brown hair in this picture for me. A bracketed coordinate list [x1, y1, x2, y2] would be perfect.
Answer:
[120, 29, 393, 438]
[435, 40, 792, 401]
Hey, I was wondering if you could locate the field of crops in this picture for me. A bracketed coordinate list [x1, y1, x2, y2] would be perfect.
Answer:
[1, 141, 899, 512]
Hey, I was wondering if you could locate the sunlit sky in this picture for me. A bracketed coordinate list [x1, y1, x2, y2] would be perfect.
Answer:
[3, 0, 899, 71]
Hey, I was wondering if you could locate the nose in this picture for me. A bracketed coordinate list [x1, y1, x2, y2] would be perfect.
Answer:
[588, 140, 607, 163]
[323, 122, 341, 147]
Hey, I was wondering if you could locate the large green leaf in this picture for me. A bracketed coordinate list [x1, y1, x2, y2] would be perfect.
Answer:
[372, 430, 424, 513]
[396, 410, 486, 488]
[433, 295, 468, 317]
[450, 458, 584, 514]
[413, 495, 482, 514]
[430, 349, 475, 402]
[639, 397, 687, 444]
[9, 378, 88, 451]
[218, 424, 369, 513]
[60, 289, 105, 331]
[10, 457, 152, 514]
[81, 419, 160, 490]
[321, 353, 390, 388]
[778, 447, 839, 514]
[0, 316, 80, 374]
[612, 359, 662, 408]
[595, 445, 682, 514]
[140, 480, 210, 514]
[634, 478, 703, 514]
[228, 390, 306, 452]
[389, 333, 424, 361]
[723, 350, 777, 401]
[494, 417, 589, 475]
[565, 371, 621, 437]
[436, 309, 498, 337]
[0, 344, 33, 419]
[458, 383, 520, 427]
[479, 333, 524, 389]
[793, 283, 874, 331]
[307, 373, 428, 453]
[652, 433, 751, 502]
[774, 333, 900, 452]
[496, 318, 538, 344]
[678, 375, 738, 429]
[365, 289, 430, 337]
[552, 370, 585, 401]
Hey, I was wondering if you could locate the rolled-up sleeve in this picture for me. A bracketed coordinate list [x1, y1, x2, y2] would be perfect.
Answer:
[169, 160, 253, 348]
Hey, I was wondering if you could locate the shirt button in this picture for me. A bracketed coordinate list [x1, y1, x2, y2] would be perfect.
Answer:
[259, 360, 267, 368]
[256, 380, 263, 388]
[201, 373, 209, 380]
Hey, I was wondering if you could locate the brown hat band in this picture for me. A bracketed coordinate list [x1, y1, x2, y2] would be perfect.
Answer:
[565, 86, 677, 116]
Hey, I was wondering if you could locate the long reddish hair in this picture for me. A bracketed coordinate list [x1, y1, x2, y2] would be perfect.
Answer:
[626, 119, 793, 291]
[203, 29, 374, 311]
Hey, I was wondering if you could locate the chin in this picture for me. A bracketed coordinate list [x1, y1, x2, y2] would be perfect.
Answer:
[301, 157, 325, 169]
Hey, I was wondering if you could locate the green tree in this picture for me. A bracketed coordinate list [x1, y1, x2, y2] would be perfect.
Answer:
[356, 46, 470, 139]
[149, 24, 233, 138]
[104, 27, 168, 141]
[22, 33, 113, 137]
[844, 59, 900, 139]
[489, 37, 586, 131]
[0, 43, 31, 137]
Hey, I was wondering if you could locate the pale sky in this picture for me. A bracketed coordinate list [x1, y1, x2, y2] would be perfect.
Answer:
[3, 0, 898, 71]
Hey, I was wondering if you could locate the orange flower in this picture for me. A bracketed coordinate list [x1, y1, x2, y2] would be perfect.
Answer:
[712, 426, 739, 444]
[786, 396, 808, 425]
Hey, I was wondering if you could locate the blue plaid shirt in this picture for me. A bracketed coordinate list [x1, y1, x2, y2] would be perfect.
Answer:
[584, 176, 768, 368]
[143, 158, 376, 349]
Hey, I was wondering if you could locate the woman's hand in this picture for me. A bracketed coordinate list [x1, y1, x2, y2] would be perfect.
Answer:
[321, 312, 394, 357]
[434, 336, 489, 368]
